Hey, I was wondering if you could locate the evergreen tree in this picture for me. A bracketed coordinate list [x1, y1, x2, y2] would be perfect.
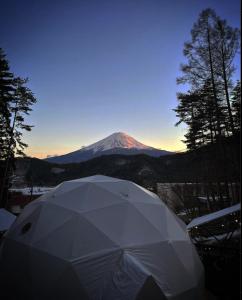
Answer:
[199, 80, 217, 144]
[174, 81, 222, 150]
[231, 81, 241, 131]
[0, 49, 15, 207]
[176, 9, 240, 147]
[0, 49, 14, 160]
[213, 17, 240, 134]
[174, 90, 205, 150]
[177, 9, 225, 139]
[11, 77, 36, 156]
[174, 9, 240, 207]
[0, 48, 36, 208]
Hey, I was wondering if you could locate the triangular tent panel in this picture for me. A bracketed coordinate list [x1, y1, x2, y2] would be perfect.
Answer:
[0, 208, 16, 231]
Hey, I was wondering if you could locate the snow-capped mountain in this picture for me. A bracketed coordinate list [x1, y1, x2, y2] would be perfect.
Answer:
[46, 132, 172, 164]
[83, 132, 152, 152]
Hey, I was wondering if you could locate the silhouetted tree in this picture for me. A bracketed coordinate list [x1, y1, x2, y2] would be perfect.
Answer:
[0, 49, 15, 207]
[0, 48, 36, 208]
[174, 90, 205, 150]
[0, 49, 14, 160]
[174, 9, 240, 207]
[176, 8, 240, 148]
[231, 81, 241, 132]
[177, 9, 224, 139]
[214, 18, 240, 134]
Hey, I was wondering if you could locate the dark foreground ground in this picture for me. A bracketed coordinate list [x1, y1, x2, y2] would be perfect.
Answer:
[198, 241, 241, 300]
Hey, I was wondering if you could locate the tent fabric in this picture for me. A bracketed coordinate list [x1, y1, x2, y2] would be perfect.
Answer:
[0, 175, 204, 299]
[187, 203, 241, 229]
[0, 208, 16, 231]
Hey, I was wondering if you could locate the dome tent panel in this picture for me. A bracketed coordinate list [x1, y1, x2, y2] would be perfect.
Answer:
[130, 202, 170, 237]
[82, 202, 163, 246]
[132, 183, 162, 203]
[102, 252, 152, 300]
[94, 180, 131, 200]
[28, 248, 71, 298]
[7, 204, 43, 245]
[169, 240, 200, 278]
[128, 241, 202, 299]
[45, 182, 90, 206]
[33, 215, 82, 258]
[123, 181, 162, 205]
[69, 216, 120, 258]
[33, 212, 119, 259]
[72, 248, 123, 300]
[0, 209, 16, 232]
[82, 183, 127, 210]
[47, 182, 126, 212]
[46, 181, 88, 198]
[93, 179, 160, 205]
[71, 174, 122, 183]
[7, 200, 41, 234]
[28, 202, 77, 244]
[164, 206, 188, 240]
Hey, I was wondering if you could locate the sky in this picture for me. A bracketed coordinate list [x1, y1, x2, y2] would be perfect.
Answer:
[0, 0, 240, 158]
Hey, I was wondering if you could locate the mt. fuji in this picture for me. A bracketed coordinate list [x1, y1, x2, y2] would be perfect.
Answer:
[82, 132, 152, 152]
[46, 132, 172, 164]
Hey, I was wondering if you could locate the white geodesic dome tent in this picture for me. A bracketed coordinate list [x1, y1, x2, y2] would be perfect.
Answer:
[0, 175, 204, 300]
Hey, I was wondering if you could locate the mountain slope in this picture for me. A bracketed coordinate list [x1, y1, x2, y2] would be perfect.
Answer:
[46, 132, 172, 164]
[83, 132, 152, 152]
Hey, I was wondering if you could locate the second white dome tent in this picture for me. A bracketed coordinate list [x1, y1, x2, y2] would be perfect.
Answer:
[0, 175, 204, 299]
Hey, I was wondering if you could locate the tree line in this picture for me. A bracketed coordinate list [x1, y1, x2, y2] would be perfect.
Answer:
[175, 9, 240, 151]
[0, 48, 36, 208]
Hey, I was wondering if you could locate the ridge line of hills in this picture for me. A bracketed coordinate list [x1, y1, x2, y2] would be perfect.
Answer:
[15, 134, 239, 189]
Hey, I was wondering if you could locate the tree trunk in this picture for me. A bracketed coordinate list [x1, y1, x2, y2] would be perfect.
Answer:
[0, 106, 17, 207]
[221, 43, 235, 134]
[207, 26, 221, 138]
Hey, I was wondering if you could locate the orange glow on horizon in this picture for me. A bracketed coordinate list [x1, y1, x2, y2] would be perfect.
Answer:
[25, 138, 186, 159]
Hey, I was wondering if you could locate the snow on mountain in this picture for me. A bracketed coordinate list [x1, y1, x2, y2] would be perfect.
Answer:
[46, 132, 172, 164]
[82, 132, 152, 153]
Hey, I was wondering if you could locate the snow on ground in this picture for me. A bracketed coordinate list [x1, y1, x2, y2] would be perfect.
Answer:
[10, 187, 53, 195]
[193, 228, 241, 245]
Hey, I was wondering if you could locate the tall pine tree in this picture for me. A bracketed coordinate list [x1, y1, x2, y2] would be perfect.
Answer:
[0, 48, 36, 208]
[213, 17, 240, 135]
[174, 9, 240, 208]
[176, 9, 240, 147]
[231, 81, 241, 132]
[0, 49, 14, 160]
[0, 49, 15, 207]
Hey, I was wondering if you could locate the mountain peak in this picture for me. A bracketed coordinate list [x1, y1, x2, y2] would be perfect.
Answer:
[83, 132, 153, 153]
[46, 132, 172, 164]
[112, 131, 126, 136]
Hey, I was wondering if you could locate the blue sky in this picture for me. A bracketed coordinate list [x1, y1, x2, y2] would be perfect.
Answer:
[0, 0, 240, 157]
